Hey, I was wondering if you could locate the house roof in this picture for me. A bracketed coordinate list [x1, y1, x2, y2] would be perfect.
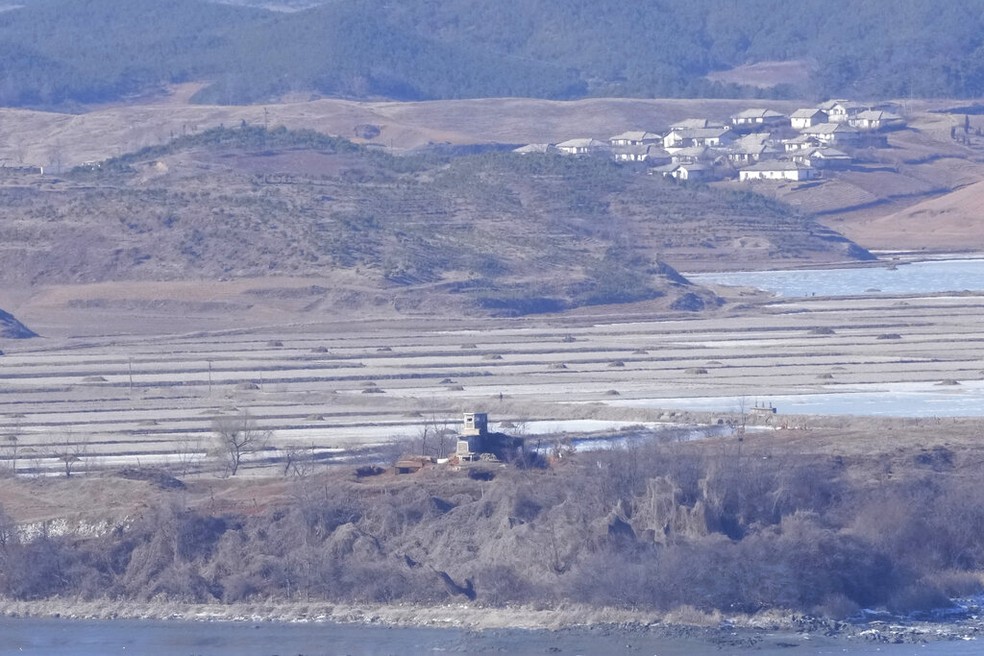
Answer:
[807, 147, 851, 160]
[784, 134, 821, 145]
[645, 146, 672, 159]
[790, 108, 827, 119]
[612, 144, 650, 156]
[610, 130, 661, 142]
[818, 99, 867, 113]
[514, 143, 557, 154]
[732, 108, 786, 120]
[804, 122, 859, 135]
[671, 145, 710, 159]
[669, 118, 726, 130]
[853, 110, 903, 121]
[555, 138, 608, 149]
[734, 133, 772, 147]
[671, 127, 732, 140]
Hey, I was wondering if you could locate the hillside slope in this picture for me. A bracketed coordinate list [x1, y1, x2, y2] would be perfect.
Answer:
[1, 0, 983, 107]
[0, 126, 868, 317]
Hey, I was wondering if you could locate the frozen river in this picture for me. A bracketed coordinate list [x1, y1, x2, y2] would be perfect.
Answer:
[687, 257, 984, 298]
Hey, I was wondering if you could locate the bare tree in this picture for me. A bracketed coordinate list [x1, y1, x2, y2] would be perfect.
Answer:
[212, 411, 271, 476]
[2, 422, 19, 475]
[52, 432, 88, 478]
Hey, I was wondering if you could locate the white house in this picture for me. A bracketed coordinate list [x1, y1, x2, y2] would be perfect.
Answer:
[848, 110, 905, 131]
[663, 127, 734, 150]
[801, 122, 861, 146]
[782, 134, 823, 152]
[613, 144, 670, 163]
[790, 108, 829, 130]
[731, 108, 787, 128]
[514, 143, 559, 155]
[739, 160, 818, 182]
[727, 133, 779, 165]
[794, 147, 852, 169]
[554, 138, 609, 156]
[655, 162, 712, 181]
[818, 100, 867, 123]
[609, 131, 662, 147]
[668, 118, 726, 130]
[669, 145, 710, 164]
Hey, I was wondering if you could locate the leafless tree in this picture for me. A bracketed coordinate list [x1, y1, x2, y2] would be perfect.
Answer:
[52, 432, 88, 478]
[2, 424, 19, 475]
[212, 411, 271, 476]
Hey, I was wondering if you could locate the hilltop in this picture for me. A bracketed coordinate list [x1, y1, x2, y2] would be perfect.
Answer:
[0, 124, 872, 324]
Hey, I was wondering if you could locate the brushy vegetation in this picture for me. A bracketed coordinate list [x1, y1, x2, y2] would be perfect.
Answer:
[1, 437, 981, 618]
[1, 0, 983, 107]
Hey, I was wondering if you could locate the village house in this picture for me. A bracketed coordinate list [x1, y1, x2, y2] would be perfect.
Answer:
[669, 145, 711, 164]
[513, 143, 559, 155]
[739, 160, 818, 182]
[801, 122, 861, 146]
[669, 118, 726, 130]
[793, 147, 852, 169]
[655, 162, 712, 182]
[730, 108, 788, 129]
[790, 108, 829, 130]
[612, 144, 670, 163]
[783, 134, 823, 152]
[848, 110, 905, 131]
[663, 127, 734, 150]
[727, 133, 779, 166]
[555, 138, 609, 156]
[818, 100, 868, 124]
[609, 131, 662, 147]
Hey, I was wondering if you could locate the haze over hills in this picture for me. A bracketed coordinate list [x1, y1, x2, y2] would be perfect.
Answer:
[1, 0, 983, 108]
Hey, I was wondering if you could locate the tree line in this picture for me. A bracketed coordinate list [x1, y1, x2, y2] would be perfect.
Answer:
[1, 0, 983, 108]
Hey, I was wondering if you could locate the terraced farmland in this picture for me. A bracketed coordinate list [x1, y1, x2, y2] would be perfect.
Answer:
[3, 290, 984, 476]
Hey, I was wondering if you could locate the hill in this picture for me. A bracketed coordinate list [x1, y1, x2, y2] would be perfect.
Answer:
[0, 125, 869, 318]
[0, 308, 35, 339]
[1, 0, 983, 108]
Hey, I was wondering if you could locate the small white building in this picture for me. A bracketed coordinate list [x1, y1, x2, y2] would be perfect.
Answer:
[848, 110, 905, 131]
[514, 143, 559, 155]
[794, 147, 852, 169]
[663, 127, 733, 150]
[555, 138, 609, 156]
[731, 108, 787, 128]
[609, 131, 662, 147]
[818, 100, 868, 124]
[656, 162, 712, 181]
[739, 160, 818, 182]
[801, 122, 861, 146]
[790, 108, 829, 130]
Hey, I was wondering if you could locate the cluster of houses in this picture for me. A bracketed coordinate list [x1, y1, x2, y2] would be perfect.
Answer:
[516, 100, 905, 183]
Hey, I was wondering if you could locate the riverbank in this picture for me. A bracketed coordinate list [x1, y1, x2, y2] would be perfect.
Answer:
[1, 597, 982, 646]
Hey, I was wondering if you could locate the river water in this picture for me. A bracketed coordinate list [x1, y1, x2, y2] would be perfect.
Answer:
[686, 257, 984, 297]
[1, 616, 980, 655]
[642, 257, 984, 418]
